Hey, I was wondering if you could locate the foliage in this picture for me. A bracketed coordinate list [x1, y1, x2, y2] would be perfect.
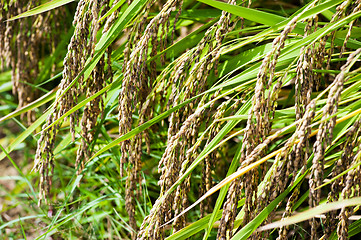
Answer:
[1, 0, 361, 239]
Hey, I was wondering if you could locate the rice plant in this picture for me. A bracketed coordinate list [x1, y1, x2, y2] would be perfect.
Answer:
[1, 0, 361, 239]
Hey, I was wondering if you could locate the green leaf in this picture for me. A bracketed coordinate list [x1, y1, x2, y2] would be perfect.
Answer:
[0, 215, 45, 231]
[0, 87, 57, 123]
[7, 0, 75, 21]
[197, 0, 344, 28]
[0, 82, 12, 93]
[258, 197, 361, 232]
[0, 110, 51, 162]
[98, 0, 127, 22]
[166, 210, 223, 240]
[0, 144, 37, 199]
[197, 0, 284, 26]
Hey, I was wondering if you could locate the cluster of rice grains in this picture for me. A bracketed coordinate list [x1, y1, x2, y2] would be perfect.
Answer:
[0, 0, 64, 124]
[319, 48, 361, 240]
[129, 0, 238, 239]
[217, 9, 304, 240]
[130, 1, 361, 238]
[23, 0, 361, 239]
[215, 2, 361, 240]
[307, 2, 361, 239]
[34, 0, 115, 205]
[118, 0, 184, 236]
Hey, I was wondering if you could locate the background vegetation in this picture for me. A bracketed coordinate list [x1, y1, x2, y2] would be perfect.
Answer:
[1, 0, 361, 239]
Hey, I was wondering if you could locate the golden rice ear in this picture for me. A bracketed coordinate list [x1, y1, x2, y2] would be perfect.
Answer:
[136, 0, 240, 237]
[337, 147, 361, 239]
[118, 0, 189, 236]
[270, 100, 316, 239]
[76, 0, 113, 175]
[200, 100, 231, 217]
[312, 0, 360, 92]
[217, 7, 303, 240]
[322, 118, 361, 238]
[294, 6, 319, 123]
[308, 48, 361, 239]
[34, 0, 115, 206]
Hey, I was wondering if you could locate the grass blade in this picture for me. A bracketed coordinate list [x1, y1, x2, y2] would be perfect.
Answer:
[7, 0, 75, 21]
